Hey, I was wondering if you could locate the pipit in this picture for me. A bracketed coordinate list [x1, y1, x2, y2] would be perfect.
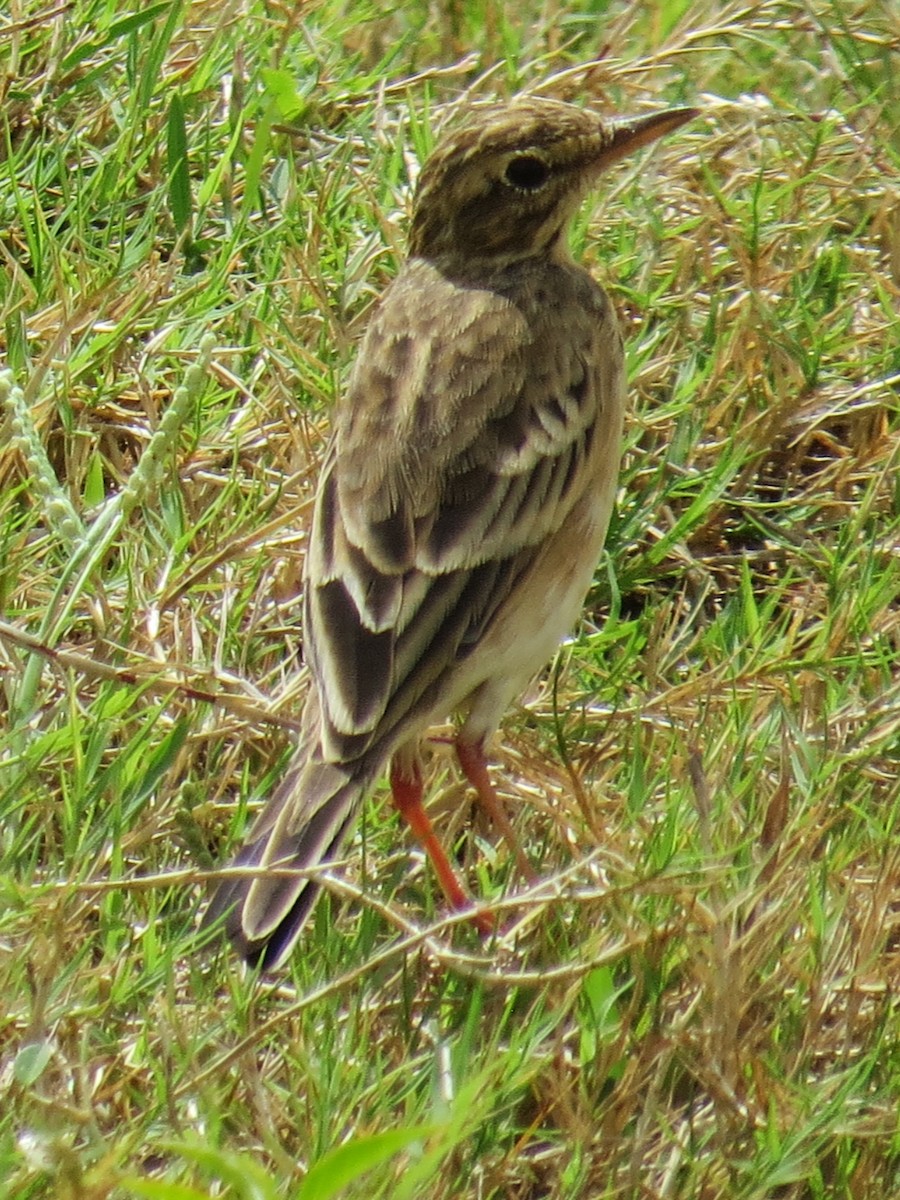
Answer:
[206, 96, 695, 967]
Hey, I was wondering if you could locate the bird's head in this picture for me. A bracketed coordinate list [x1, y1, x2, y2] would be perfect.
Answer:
[408, 97, 696, 269]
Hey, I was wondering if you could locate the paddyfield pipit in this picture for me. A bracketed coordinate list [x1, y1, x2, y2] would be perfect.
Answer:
[206, 96, 696, 967]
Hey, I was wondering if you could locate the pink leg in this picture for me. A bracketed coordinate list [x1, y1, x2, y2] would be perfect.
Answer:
[456, 738, 538, 883]
[390, 756, 495, 935]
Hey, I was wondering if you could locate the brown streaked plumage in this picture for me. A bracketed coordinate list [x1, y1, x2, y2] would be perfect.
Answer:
[205, 97, 696, 968]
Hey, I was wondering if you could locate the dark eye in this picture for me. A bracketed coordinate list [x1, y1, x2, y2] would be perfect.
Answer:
[503, 153, 550, 191]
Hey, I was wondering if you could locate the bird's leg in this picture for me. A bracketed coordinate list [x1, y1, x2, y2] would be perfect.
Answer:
[455, 737, 539, 883]
[389, 756, 495, 935]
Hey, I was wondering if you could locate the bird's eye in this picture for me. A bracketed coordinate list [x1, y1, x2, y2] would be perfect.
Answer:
[503, 153, 551, 191]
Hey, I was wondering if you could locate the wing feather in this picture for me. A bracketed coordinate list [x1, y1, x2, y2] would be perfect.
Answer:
[305, 257, 616, 763]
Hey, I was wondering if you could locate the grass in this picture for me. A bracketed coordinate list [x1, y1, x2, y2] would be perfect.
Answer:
[1, 0, 899, 1196]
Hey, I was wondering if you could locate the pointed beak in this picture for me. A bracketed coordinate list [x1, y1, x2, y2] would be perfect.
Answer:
[596, 106, 698, 170]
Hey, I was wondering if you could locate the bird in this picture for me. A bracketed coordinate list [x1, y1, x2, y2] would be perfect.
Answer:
[205, 95, 696, 968]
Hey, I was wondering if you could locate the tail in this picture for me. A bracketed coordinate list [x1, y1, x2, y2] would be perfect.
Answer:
[204, 756, 373, 970]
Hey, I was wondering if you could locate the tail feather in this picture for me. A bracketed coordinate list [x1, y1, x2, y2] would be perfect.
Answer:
[204, 757, 372, 969]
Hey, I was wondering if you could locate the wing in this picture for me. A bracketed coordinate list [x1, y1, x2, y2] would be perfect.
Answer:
[304, 257, 620, 762]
